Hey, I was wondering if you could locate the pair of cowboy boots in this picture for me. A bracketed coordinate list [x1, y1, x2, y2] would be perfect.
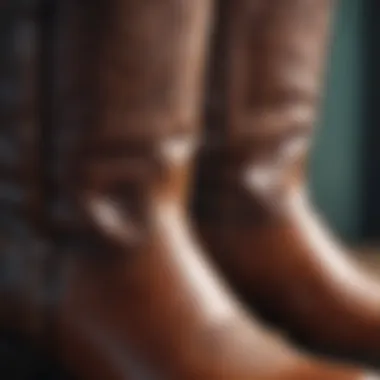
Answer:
[2, 0, 380, 379]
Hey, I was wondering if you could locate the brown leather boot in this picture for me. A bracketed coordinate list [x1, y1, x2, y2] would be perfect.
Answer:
[193, 0, 380, 363]
[39, 0, 379, 378]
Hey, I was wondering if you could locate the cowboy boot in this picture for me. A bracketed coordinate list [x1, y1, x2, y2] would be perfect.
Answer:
[193, 0, 380, 363]
[36, 0, 380, 378]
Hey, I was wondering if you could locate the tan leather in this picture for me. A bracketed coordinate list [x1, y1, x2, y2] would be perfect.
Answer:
[41, 0, 379, 378]
[194, 0, 380, 361]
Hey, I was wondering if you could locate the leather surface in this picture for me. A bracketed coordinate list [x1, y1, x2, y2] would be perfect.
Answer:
[194, 0, 380, 365]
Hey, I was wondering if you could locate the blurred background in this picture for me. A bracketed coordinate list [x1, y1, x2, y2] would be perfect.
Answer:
[311, 0, 379, 246]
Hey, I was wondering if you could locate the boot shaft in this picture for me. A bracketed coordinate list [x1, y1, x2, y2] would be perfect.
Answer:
[225, 0, 333, 142]
[194, 0, 335, 225]
[50, 0, 214, 244]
